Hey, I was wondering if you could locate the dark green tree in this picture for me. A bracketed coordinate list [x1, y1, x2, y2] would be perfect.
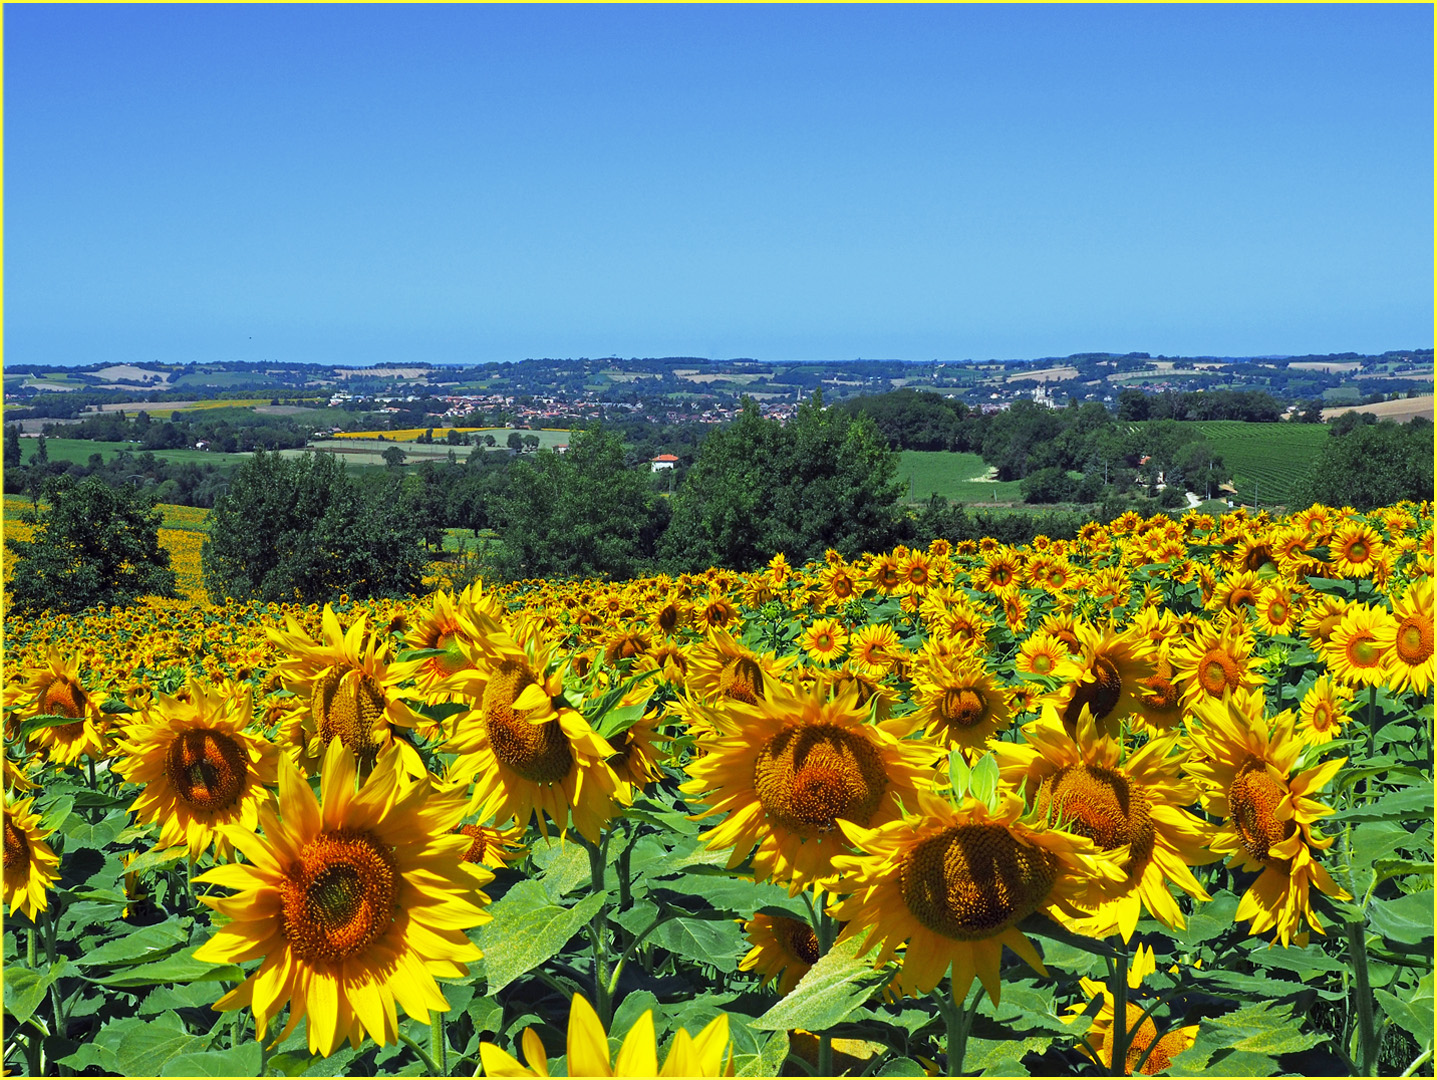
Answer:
[382, 445, 407, 468]
[3, 424, 21, 469]
[660, 394, 908, 572]
[6, 475, 178, 615]
[493, 426, 667, 580]
[32, 434, 48, 465]
[1298, 420, 1433, 510]
[202, 450, 428, 603]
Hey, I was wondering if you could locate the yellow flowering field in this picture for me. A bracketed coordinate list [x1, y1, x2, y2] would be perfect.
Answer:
[3, 501, 1433, 1078]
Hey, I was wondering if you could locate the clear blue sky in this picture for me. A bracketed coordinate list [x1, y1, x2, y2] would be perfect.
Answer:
[6, 3, 1432, 368]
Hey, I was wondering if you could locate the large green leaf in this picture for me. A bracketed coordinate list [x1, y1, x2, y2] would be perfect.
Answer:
[1329, 786, 1432, 823]
[751, 934, 890, 1033]
[648, 916, 745, 973]
[1375, 972, 1434, 1047]
[59, 1013, 210, 1076]
[3, 961, 69, 1026]
[963, 1035, 1053, 1076]
[478, 889, 607, 993]
[736, 1030, 790, 1077]
[72, 919, 188, 969]
[120, 844, 188, 879]
[529, 836, 596, 901]
[159, 1042, 263, 1077]
[62, 809, 129, 850]
[1368, 889, 1436, 946]
[94, 942, 243, 987]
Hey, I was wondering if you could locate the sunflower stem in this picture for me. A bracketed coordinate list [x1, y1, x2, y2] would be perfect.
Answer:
[430, 1010, 448, 1075]
[397, 1030, 443, 1077]
[26, 922, 37, 968]
[933, 981, 978, 1077]
[1346, 921, 1380, 1076]
[1364, 685, 1377, 792]
[1401, 1046, 1434, 1077]
[585, 836, 612, 1026]
[86, 755, 97, 789]
[1109, 939, 1130, 1078]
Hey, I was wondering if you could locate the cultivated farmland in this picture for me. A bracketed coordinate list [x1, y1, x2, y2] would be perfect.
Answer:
[1189, 421, 1329, 507]
[898, 450, 1024, 503]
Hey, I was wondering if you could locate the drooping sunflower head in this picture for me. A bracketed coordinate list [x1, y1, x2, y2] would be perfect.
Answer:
[392, 584, 503, 694]
[912, 656, 1013, 750]
[1049, 622, 1157, 739]
[1208, 570, 1262, 619]
[866, 552, 904, 596]
[1065, 944, 1200, 1075]
[830, 791, 1126, 1006]
[740, 913, 824, 996]
[685, 628, 794, 705]
[115, 678, 280, 860]
[270, 606, 429, 776]
[455, 821, 528, 868]
[681, 680, 939, 893]
[1183, 691, 1351, 944]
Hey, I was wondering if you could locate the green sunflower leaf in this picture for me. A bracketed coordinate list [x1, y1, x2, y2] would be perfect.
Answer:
[751, 933, 890, 1033]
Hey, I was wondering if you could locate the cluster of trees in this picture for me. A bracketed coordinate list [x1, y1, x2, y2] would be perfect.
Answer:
[1300, 416, 1433, 511]
[1115, 388, 1283, 422]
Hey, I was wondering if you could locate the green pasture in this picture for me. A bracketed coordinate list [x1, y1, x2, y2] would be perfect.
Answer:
[898, 450, 1024, 504]
[27, 438, 256, 470]
[1189, 421, 1327, 507]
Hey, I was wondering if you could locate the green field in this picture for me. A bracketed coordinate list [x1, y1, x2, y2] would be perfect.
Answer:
[898, 451, 1024, 504]
[1187, 421, 1327, 508]
[291, 429, 572, 468]
[27, 438, 256, 469]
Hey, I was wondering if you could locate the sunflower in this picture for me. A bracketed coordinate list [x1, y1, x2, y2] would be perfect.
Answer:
[1016, 631, 1068, 680]
[114, 678, 280, 861]
[479, 993, 732, 1077]
[192, 739, 494, 1056]
[685, 628, 795, 705]
[1323, 603, 1398, 689]
[388, 583, 502, 699]
[866, 553, 904, 596]
[682, 680, 940, 894]
[267, 606, 429, 776]
[1168, 618, 1264, 709]
[1183, 691, 1351, 945]
[1063, 944, 1199, 1075]
[911, 656, 1013, 751]
[455, 821, 528, 868]
[898, 550, 935, 597]
[1295, 676, 1355, 746]
[1208, 570, 1261, 619]
[1379, 577, 1434, 695]
[819, 562, 863, 608]
[740, 913, 823, 995]
[850, 622, 904, 678]
[799, 617, 850, 665]
[1330, 522, 1386, 578]
[829, 790, 1127, 1006]
[694, 594, 739, 633]
[650, 598, 692, 638]
[16, 649, 108, 766]
[607, 712, 668, 796]
[993, 708, 1214, 941]
[3, 795, 61, 922]
[973, 550, 1022, 593]
[1252, 583, 1302, 636]
[440, 623, 622, 844]
[1049, 622, 1157, 739]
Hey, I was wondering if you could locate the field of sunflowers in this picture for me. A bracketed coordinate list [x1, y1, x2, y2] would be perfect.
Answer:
[3, 500, 1433, 1077]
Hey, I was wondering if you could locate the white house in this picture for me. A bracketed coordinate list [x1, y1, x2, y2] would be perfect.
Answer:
[650, 454, 678, 472]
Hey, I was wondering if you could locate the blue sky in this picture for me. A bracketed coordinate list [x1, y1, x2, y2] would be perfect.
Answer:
[6, 3, 1432, 367]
